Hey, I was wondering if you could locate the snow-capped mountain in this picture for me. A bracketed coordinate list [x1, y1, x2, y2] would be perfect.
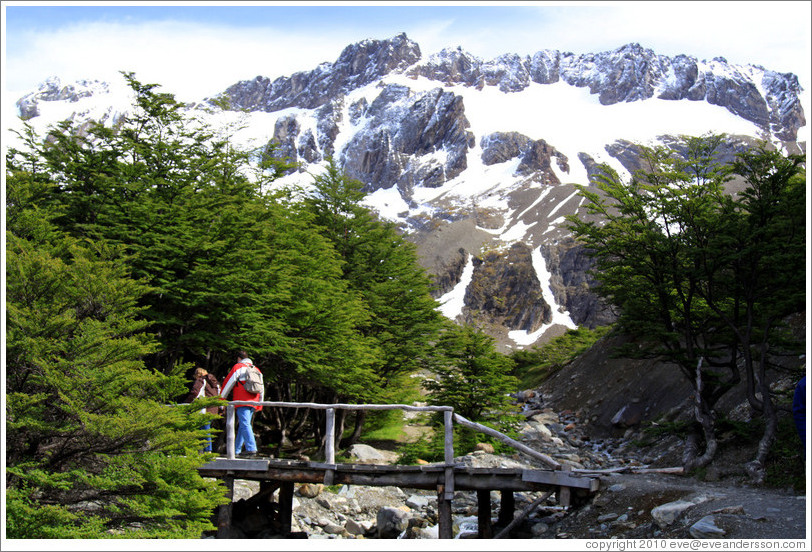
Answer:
[9, 33, 807, 350]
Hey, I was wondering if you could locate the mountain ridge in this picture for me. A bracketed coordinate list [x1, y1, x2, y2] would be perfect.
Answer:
[9, 33, 807, 351]
[219, 34, 805, 141]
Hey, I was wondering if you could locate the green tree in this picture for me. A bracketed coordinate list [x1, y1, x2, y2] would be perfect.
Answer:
[21, 72, 295, 370]
[567, 135, 805, 474]
[5, 174, 227, 537]
[704, 145, 806, 478]
[6, 73, 378, 460]
[424, 324, 521, 448]
[300, 158, 443, 444]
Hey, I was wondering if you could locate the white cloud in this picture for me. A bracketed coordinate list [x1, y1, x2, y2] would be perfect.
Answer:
[5, 19, 354, 102]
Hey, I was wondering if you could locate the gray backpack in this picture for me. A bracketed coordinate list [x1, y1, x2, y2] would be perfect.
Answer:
[241, 363, 264, 394]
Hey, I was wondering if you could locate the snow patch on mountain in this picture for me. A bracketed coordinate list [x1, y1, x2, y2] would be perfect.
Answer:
[437, 254, 475, 320]
[509, 246, 577, 346]
[364, 186, 410, 221]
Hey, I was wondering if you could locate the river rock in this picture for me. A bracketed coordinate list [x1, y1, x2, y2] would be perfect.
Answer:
[323, 522, 346, 535]
[347, 444, 387, 463]
[522, 420, 553, 440]
[406, 494, 433, 509]
[689, 515, 727, 538]
[651, 499, 695, 528]
[377, 506, 411, 538]
[531, 522, 550, 536]
[530, 410, 559, 425]
[611, 403, 646, 427]
[345, 518, 373, 536]
[316, 496, 333, 509]
[408, 525, 439, 539]
[297, 483, 323, 498]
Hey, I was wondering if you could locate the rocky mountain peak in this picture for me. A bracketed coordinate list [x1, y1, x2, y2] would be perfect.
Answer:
[216, 34, 804, 141]
[221, 33, 421, 112]
[410, 46, 483, 87]
[16, 76, 110, 119]
[334, 32, 421, 77]
[10, 33, 806, 350]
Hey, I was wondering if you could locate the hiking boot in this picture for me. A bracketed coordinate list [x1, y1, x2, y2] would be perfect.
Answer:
[238, 450, 258, 458]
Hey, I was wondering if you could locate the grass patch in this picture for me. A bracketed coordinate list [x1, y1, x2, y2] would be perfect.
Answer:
[355, 371, 427, 448]
[362, 421, 406, 443]
[640, 420, 692, 439]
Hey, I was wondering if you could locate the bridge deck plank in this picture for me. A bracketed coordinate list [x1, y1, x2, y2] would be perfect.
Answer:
[198, 457, 598, 492]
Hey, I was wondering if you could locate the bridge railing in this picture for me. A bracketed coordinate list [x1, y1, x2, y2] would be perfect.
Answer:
[223, 401, 561, 475]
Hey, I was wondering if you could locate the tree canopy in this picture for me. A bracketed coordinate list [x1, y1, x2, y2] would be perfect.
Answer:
[6, 175, 227, 537]
[567, 134, 805, 476]
[5, 73, 451, 528]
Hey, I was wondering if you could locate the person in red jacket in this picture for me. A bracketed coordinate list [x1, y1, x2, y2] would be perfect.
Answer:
[221, 351, 263, 457]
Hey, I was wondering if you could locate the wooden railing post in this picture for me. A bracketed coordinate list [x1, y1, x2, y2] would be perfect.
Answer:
[226, 405, 236, 460]
[216, 475, 234, 538]
[325, 408, 336, 464]
[324, 407, 336, 485]
[439, 409, 455, 538]
[443, 409, 454, 498]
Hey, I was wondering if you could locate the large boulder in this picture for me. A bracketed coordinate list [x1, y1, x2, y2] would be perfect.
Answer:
[377, 506, 411, 538]
[297, 483, 323, 498]
[346, 444, 399, 464]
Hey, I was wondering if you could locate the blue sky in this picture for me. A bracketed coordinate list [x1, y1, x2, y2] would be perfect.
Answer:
[2, 1, 811, 102]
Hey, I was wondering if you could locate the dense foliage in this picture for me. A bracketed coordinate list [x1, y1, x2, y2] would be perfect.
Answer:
[6, 177, 227, 537]
[567, 135, 806, 477]
[6, 73, 444, 439]
[423, 324, 523, 453]
[286, 158, 443, 446]
[4, 73, 451, 537]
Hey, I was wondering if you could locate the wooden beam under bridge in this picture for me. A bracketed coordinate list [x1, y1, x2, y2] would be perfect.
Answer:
[199, 458, 599, 492]
[199, 457, 599, 539]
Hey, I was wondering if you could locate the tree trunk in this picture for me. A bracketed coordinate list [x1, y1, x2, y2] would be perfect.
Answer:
[334, 408, 347, 448]
[682, 430, 700, 468]
[684, 358, 718, 471]
[345, 410, 366, 446]
[747, 338, 778, 483]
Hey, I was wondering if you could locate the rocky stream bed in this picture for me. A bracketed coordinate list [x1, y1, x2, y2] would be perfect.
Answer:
[207, 395, 808, 541]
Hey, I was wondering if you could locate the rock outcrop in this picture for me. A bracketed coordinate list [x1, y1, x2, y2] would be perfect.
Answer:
[340, 84, 475, 196]
[464, 243, 551, 333]
[223, 33, 421, 112]
[408, 42, 805, 141]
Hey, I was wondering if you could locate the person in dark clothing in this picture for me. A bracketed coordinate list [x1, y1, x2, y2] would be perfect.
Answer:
[185, 367, 221, 452]
[792, 375, 806, 453]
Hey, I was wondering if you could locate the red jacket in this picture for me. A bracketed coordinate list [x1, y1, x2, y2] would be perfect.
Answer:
[221, 359, 263, 411]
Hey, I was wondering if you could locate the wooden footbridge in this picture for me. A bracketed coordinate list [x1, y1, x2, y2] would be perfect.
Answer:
[199, 401, 600, 539]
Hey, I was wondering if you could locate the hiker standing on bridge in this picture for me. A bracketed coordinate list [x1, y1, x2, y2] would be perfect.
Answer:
[221, 351, 264, 457]
[184, 367, 221, 453]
